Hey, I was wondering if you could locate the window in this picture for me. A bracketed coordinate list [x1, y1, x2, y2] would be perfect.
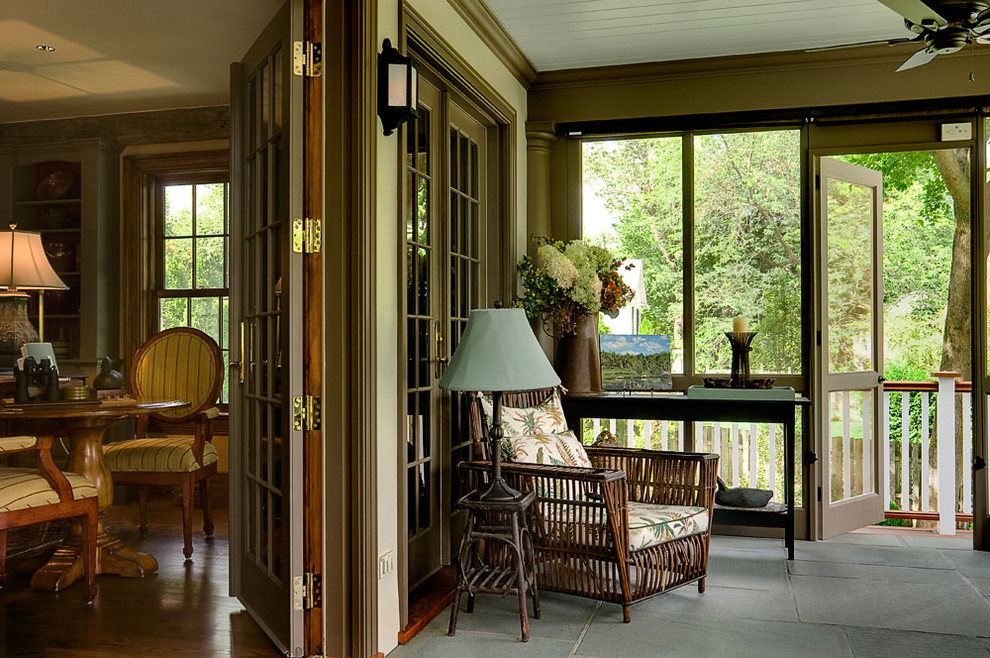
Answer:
[156, 177, 230, 400]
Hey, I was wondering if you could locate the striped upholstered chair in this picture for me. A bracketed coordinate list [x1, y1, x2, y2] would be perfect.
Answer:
[0, 435, 98, 598]
[103, 327, 223, 559]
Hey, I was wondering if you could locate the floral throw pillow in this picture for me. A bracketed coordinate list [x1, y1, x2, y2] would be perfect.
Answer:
[479, 391, 567, 439]
[508, 430, 592, 469]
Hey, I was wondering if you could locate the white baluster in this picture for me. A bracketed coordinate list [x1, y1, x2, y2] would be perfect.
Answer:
[901, 391, 910, 513]
[768, 424, 777, 494]
[921, 392, 930, 512]
[592, 418, 600, 440]
[934, 371, 960, 535]
[750, 422, 758, 487]
[678, 421, 684, 451]
[627, 419, 636, 449]
[731, 422, 740, 487]
[644, 418, 653, 450]
[882, 390, 890, 513]
[714, 422, 723, 482]
[963, 391, 972, 515]
[843, 390, 851, 500]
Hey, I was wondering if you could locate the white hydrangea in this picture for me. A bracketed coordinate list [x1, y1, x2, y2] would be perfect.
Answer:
[570, 268, 602, 312]
[537, 244, 578, 289]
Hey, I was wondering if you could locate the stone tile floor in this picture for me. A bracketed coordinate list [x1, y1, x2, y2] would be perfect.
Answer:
[388, 530, 990, 657]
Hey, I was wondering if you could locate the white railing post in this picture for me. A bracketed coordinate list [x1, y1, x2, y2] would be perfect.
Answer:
[768, 424, 777, 494]
[731, 422, 740, 486]
[934, 371, 960, 535]
[749, 423, 758, 487]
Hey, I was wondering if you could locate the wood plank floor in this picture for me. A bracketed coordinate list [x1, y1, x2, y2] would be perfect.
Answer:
[1, 497, 282, 657]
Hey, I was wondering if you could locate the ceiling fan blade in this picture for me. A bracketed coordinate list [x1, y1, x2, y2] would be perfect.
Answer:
[806, 36, 919, 53]
[895, 47, 938, 71]
[877, 0, 947, 26]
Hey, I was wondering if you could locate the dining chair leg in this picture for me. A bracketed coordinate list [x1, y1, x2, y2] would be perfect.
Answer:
[181, 478, 194, 559]
[0, 529, 7, 586]
[137, 485, 149, 537]
[200, 478, 214, 538]
[82, 506, 97, 601]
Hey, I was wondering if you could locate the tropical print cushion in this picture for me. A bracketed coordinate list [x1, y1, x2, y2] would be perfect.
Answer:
[104, 438, 218, 473]
[480, 391, 567, 459]
[508, 430, 592, 469]
[627, 501, 709, 552]
[0, 467, 97, 512]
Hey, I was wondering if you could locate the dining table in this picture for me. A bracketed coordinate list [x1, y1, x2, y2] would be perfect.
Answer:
[0, 396, 189, 591]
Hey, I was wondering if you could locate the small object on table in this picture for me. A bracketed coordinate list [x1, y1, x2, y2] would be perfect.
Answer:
[726, 330, 757, 388]
[715, 476, 773, 508]
[448, 490, 539, 642]
[45, 363, 60, 401]
[93, 356, 124, 390]
[13, 365, 29, 403]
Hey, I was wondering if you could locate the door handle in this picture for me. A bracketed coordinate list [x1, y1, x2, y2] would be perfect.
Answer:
[975, 455, 987, 471]
[434, 320, 449, 380]
[878, 376, 887, 384]
[805, 451, 819, 465]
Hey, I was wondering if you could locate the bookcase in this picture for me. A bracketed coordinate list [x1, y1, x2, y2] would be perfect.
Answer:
[0, 139, 121, 370]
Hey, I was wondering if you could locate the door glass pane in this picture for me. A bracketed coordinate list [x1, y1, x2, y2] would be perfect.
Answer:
[829, 390, 874, 503]
[827, 178, 874, 374]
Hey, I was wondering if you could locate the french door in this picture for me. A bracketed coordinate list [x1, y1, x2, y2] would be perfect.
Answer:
[404, 76, 490, 588]
[817, 157, 885, 538]
[229, 2, 308, 654]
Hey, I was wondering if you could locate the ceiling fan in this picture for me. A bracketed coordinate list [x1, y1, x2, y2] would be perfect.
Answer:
[812, 0, 990, 71]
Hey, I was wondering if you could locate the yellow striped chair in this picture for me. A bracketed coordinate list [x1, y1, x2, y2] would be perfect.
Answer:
[104, 327, 223, 559]
[0, 435, 98, 599]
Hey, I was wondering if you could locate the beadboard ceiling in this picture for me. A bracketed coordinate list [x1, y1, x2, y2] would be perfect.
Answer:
[0, 0, 283, 124]
[481, 0, 910, 71]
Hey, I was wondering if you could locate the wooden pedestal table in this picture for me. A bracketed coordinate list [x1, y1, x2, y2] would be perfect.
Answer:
[0, 397, 188, 591]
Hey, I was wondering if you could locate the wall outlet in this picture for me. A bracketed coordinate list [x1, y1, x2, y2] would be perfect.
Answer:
[378, 549, 395, 579]
[941, 122, 972, 141]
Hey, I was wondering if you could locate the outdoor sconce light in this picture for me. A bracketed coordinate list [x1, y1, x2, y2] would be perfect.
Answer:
[377, 38, 419, 136]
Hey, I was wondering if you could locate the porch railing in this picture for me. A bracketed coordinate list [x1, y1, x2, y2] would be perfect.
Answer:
[580, 373, 975, 535]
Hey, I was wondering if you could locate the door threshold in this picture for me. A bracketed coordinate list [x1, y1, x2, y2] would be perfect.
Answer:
[398, 565, 456, 645]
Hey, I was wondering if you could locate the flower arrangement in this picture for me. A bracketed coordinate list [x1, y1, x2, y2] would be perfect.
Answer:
[517, 237, 634, 335]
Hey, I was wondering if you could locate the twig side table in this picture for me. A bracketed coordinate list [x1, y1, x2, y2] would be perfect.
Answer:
[447, 489, 540, 641]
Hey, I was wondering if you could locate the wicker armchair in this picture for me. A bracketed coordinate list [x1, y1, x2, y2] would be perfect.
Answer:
[461, 389, 718, 622]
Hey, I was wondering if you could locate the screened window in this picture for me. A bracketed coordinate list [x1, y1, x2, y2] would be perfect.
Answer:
[156, 178, 230, 400]
[583, 128, 801, 379]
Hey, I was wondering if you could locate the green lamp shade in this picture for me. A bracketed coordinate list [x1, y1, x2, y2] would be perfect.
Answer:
[439, 307, 560, 392]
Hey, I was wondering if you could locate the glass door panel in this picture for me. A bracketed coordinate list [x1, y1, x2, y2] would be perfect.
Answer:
[819, 157, 884, 538]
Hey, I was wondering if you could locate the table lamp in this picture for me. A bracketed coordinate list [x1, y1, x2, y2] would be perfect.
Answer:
[0, 224, 69, 361]
[439, 305, 561, 501]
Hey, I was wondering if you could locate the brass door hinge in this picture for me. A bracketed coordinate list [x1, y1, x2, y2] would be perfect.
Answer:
[292, 218, 322, 254]
[293, 41, 322, 77]
[292, 395, 322, 431]
[293, 572, 322, 610]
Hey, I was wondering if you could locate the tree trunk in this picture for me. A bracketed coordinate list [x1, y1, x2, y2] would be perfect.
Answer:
[932, 148, 971, 521]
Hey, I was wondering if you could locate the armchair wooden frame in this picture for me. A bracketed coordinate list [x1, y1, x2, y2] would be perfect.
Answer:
[0, 436, 97, 599]
[109, 327, 223, 559]
[462, 389, 718, 622]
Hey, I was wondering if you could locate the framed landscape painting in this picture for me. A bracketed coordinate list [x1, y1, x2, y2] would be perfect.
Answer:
[600, 334, 673, 391]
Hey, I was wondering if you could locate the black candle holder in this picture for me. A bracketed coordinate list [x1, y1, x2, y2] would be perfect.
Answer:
[726, 331, 757, 388]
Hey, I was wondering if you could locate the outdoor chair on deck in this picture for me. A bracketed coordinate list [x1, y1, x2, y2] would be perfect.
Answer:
[103, 327, 223, 559]
[0, 435, 97, 599]
[459, 388, 718, 622]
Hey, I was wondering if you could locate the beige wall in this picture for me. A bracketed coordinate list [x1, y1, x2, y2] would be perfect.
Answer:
[374, 0, 528, 653]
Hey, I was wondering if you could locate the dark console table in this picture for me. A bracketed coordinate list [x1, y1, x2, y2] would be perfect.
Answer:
[562, 392, 810, 560]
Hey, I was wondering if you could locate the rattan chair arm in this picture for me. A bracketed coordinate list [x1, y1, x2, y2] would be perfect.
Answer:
[586, 447, 719, 509]
[458, 459, 625, 483]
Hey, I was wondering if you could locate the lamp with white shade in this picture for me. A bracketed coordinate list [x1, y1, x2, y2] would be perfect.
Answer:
[0, 224, 69, 364]
[439, 305, 561, 501]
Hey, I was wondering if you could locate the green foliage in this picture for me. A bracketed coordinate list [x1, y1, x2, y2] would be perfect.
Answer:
[875, 499, 910, 527]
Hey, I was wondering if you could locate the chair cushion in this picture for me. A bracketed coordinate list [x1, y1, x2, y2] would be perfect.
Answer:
[104, 438, 218, 473]
[627, 501, 710, 552]
[0, 468, 97, 512]
[508, 430, 592, 469]
[481, 392, 568, 458]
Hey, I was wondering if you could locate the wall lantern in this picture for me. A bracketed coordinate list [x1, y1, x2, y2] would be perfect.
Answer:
[377, 38, 419, 136]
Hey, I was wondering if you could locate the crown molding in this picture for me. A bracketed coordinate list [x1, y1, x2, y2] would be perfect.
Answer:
[445, 0, 537, 88]
[531, 43, 990, 92]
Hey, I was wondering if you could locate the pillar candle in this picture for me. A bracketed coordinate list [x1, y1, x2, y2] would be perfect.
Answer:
[733, 316, 749, 334]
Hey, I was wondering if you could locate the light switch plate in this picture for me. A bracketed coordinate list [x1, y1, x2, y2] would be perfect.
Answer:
[941, 122, 972, 141]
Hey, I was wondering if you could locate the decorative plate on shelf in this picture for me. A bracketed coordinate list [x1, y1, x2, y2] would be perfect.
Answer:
[36, 169, 74, 201]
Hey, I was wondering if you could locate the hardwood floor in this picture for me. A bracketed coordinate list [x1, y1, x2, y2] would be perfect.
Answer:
[1, 497, 281, 657]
